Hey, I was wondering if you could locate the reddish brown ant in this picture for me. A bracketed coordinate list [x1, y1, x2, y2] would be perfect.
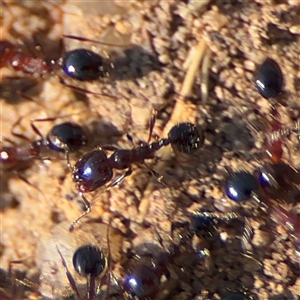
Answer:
[0, 116, 88, 171]
[0, 20, 133, 100]
[69, 112, 204, 231]
[0, 40, 53, 76]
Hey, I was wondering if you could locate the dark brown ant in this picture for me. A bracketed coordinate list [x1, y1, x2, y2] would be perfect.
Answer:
[36, 220, 124, 299]
[120, 248, 175, 300]
[117, 211, 252, 300]
[69, 113, 204, 231]
[0, 118, 88, 170]
[57, 244, 108, 300]
[225, 170, 300, 258]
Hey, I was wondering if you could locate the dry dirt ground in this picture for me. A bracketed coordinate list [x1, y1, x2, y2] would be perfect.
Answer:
[0, 1, 299, 300]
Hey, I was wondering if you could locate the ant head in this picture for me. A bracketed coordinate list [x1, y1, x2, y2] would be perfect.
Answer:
[168, 122, 205, 154]
[46, 122, 88, 153]
[72, 244, 107, 278]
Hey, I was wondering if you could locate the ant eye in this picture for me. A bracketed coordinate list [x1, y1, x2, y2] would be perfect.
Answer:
[47, 122, 88, 153]
[72, 244, 106, 277]
[255, 57, 284, 99]
[168, 122, 204, 153]
[225, 171, 259, 202]
[62, 49, 106, 81]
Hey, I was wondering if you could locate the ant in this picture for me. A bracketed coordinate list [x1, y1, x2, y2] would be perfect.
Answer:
[224, 169, 300, 257]
[0, 118, 88, 170]
[254, 57, 299, 164]
[119, 246, 177, 299]
[1, 33, 129, 97]
[69, 112, 205, 231]
[118, 210, 253, 300]
[36, 220, 123, 299]
[57, 244, 108, 300]
[225, 58, 300, 252]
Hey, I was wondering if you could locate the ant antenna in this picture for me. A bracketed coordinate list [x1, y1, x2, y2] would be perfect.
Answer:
[56, 244, 82, 300]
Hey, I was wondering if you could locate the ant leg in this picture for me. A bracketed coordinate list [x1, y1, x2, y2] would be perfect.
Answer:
[103, 218, 112, 299]
[100, 145, 120, 152]
[9, 111, 41, 142]
[240, 217, 253, 253]
[126, 133, 148, 148]
[126, 133, 135, 148]
[143, 162, 167, 186]
[106, 168, 133, 189]
[55, 245, 82, 300]
[1, 136, 18, 147]
[62, 34, 130, 48]
[5, 259, 39, 296]
[69, 192, 91, 232]
[147, 110, 157, 144]
[58, 77, 116, 98]
[30, 112, 85, 140]
[65, 151, 72, 171]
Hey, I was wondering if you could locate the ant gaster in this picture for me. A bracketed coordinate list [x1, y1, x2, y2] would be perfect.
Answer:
[70, 113, 205, 231]
[254, 57, 299, 164]
[255, 57, 284, 100]
[0, 120, 88, 169]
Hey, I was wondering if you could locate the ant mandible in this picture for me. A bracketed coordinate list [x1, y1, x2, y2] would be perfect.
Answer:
[69, 112, 205, 231]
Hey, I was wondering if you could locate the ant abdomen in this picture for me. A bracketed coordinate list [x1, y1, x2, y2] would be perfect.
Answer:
[255, 57, 284, 99]
[62, 48, 108, 81]
[123, 255, 163, 299]
[46, 122, 88, 153]
[225, 171, 260, 202]
[72, 244, 107, 279]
